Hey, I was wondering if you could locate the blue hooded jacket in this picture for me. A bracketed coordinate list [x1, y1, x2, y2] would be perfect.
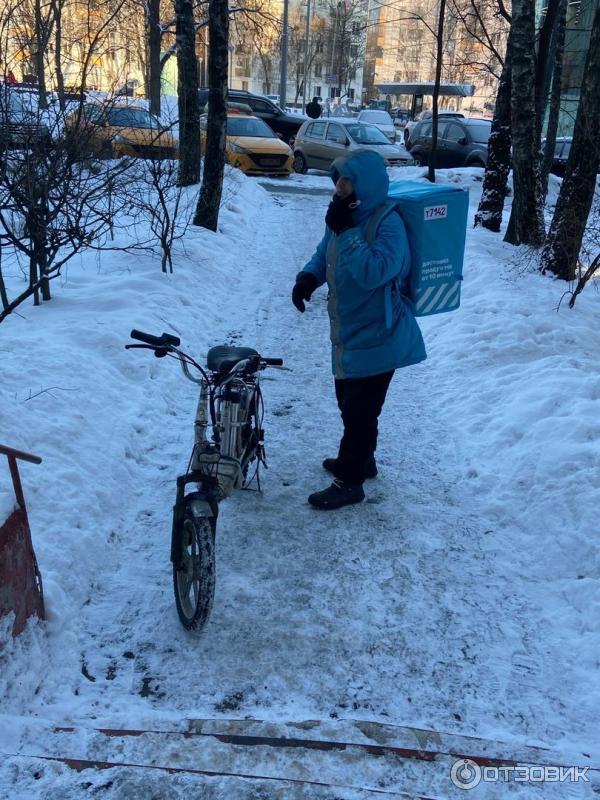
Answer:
[301, 150, 427, 379]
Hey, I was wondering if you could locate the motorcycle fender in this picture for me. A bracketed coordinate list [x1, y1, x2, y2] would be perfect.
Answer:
[188, 496, 216, 520]
[171, 490, 217, 566]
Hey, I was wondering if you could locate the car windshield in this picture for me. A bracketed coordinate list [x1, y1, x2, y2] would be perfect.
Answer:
[360, 111, 393, 125]
[107, 107, 160, 129]
[228, 116, 276, 137]
[345, 123, 390, 144]
[468, 123, 491, 143]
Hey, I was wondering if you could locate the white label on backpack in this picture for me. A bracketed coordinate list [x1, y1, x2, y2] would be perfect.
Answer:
[424, 204, 448, 220]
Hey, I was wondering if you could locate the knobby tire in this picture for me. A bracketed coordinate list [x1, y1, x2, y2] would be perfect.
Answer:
[173, 500, 216, 632]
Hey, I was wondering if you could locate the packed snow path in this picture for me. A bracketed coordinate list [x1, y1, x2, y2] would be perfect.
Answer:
[1, 170, 598, 798]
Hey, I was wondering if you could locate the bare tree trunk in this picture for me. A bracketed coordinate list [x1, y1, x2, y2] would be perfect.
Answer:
[147, 0, 162, 116]
[28, 250, 40, 307]
[0, 248, 9, 312]
[534, 0, 561, 142]
[34, 0, 48, 109]
[541, 0, 567, 199]
[504, 0, 545, 246]
[51, 0, 66, 110]
[541, 2, 600, 281]
[193, 0, 228, 230]
[175, 0, 200, 186]
[257, 52, 272, 93]
[474, 29, 513, 231]
[427, 0, 446, 184]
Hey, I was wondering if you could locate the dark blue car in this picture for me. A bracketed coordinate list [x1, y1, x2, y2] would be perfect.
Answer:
[407, 117, 491, 168]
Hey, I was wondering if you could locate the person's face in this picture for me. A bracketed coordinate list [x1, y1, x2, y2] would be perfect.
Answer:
[335, 177, 354, 199]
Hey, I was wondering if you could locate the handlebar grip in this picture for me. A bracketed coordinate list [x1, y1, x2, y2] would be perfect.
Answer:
[263, 358, 284, 366]
[161, 332, 181, 347]
[131, 329, 164, 346]
[130, 329, 181, 348]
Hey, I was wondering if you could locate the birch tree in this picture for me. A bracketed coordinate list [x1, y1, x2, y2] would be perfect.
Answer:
[474, 27, 512, 231]
[540, 0, 567, 199]
[541, 1, 600, 282]
[503, 0, 544, 246]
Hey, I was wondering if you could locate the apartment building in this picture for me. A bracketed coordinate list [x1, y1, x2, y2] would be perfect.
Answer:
[228, 0, 368, 106]
[363, 0, 508, 115]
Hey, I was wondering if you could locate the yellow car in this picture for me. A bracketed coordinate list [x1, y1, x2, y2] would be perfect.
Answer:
[66, 101, 178, 159]
[200, 110, 293, 176]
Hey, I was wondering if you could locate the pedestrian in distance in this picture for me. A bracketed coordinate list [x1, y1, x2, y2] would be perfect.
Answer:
[292, 150, 426, 510]
[306, 97, 322, 119]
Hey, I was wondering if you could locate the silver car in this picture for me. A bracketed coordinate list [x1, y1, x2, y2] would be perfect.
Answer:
[293, 117, 413, 173]
[357, 109, 396, 142]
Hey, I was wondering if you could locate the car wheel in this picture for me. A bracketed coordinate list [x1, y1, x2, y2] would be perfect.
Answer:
[412, 153, 426, 167]
[468, 159, 485, 169]
[293, 152, 307, 174]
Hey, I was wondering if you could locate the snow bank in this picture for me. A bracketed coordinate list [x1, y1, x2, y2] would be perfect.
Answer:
[0, 165, 269, 655]
[0, 162, 599, 779]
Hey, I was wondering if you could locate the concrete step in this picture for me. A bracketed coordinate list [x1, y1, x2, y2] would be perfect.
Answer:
[1, 715, 597, 798]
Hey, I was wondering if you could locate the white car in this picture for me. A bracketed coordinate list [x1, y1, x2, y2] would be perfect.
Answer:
[0, 83, 53, 147]
[357, 109, 396, 142]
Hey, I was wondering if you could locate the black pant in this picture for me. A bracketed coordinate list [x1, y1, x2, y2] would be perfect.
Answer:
[334, 371, 394, 485]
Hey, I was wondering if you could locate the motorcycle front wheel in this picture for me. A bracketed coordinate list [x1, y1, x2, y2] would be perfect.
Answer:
[173, 499, 216, 632]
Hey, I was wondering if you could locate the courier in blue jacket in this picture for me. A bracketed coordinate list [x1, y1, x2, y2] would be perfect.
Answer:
[292, 150, 426, 510]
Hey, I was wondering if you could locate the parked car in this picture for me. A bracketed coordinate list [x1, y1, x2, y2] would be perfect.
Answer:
[391, 108, 411, 129]
[293, 117, 414, 173]
[198, 88, 305, 145]
[200, 108, 293, 176]
[407, 117, 491, 168]
[369, 99, 392, 113]
[115, 79, 144, 98]
[403, 109, 465, 145]
[0, 83, 51, 149]
[548, 137, 572, 176]
[357, 109, 396, 142]
[64, 100, 178, 159]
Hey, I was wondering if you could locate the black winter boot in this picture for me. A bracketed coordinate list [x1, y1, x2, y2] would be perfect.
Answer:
[308, 479, 365, 510]
[322, 455, 378, 480]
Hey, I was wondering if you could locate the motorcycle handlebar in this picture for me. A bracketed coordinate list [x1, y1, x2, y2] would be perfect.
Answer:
[130, 329, 181, 348]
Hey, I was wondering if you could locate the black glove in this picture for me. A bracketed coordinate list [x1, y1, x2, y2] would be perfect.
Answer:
[325, 192, 357, 235]
[292, 272, 318, 313]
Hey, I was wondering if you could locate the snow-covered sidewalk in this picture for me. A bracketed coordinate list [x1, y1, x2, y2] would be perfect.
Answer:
[0, 167, 598, 798]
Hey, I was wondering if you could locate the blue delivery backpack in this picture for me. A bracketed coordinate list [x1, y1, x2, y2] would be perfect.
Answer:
[366, 180, 469, 317]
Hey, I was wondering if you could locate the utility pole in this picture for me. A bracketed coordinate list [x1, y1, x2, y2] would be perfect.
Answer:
[301, 0, 312, 112]
[280, 0, 289, 108]
[329, 3, 337, 99]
